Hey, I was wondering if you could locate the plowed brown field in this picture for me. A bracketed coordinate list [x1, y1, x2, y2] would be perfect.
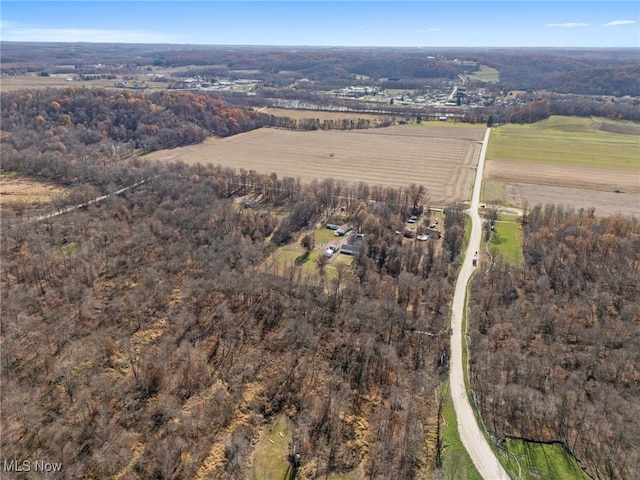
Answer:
[145, 124, 486, 204]
[486, 160, 640, 216]
[504, 183, 638, 217]
[485, 161, 640, 194]
[261, 107, 391, 122]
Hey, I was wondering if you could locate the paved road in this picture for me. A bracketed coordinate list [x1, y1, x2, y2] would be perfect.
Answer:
[449, 128, 511, 479]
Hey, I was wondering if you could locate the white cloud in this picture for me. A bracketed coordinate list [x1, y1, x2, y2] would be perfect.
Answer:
[0, 21, 183, 43]
[602, 20, 637, 27]
[545, 23, 590, 28]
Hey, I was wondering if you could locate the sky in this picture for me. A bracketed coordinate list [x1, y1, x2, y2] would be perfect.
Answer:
[1, 1, 639, 48]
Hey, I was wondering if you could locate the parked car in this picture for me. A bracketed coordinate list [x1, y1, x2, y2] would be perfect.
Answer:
[417, 234, 430, 241]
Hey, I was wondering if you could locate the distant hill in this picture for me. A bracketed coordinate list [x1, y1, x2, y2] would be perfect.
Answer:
[2, 42, 639, 96]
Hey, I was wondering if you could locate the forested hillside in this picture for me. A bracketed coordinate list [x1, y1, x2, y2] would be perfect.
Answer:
[471, 49, 640, 96]
[1, 87, 465, 478]
[469, 206, 640, 479]
[2, 167, 466, 478]
[3, 42, 638, 96]
[1, 88, 263, 159]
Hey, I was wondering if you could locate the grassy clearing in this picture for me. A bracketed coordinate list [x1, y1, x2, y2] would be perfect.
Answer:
[498, 438, 590, 480]
[487, 116, 640, 171]
[489, 219, 523, 265]
[266, 226, 353, 280]
[465, 64, 500, 83]
[480, 179, 508, 206]
[0, 174, 68, 208]
[251, 415, 293, 480]
[314, 226, 342, 245]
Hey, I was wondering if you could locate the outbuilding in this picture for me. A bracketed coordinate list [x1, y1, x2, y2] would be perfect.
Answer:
[334, 224, 352, 236]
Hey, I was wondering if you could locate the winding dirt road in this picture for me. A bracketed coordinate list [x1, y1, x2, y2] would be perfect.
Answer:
[449, 128, 511, 479]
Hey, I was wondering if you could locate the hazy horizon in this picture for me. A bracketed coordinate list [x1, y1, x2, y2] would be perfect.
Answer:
[1, 1, 639, 49]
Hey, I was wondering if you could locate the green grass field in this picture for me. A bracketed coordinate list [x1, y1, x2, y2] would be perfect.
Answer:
[487, 116, 640, 171]
[465, 64, 500, 83]
[489, 219, 523, 265]
[251, 415, 294, 480]
[498, 438, 590, 480]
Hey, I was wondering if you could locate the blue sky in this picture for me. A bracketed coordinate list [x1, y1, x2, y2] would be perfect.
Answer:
[1, 1, 639, 47]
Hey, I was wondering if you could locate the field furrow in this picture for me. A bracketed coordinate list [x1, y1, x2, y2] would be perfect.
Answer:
[145, 124, 485, 204]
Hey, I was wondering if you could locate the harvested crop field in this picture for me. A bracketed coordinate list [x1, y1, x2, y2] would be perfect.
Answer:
[145, 124, 486, 204]
[261, 107, 392, 122]
[484, 161, 640, 194]
[0, 74, 167, 92]
[485, 116, 640, 216]
[505, 183, 639, 218]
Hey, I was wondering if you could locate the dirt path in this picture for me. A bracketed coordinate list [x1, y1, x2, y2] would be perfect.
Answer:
[8, 178, 151, 225]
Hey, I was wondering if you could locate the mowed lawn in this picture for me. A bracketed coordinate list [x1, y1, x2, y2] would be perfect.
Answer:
[145, 123, 486, 205]
[489, 218, 524, 265]
[487, 116, 640, 171]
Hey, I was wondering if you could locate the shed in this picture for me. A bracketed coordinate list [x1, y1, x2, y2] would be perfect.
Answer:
[335, 224, 352, 236]
[328, 241, 341, 252]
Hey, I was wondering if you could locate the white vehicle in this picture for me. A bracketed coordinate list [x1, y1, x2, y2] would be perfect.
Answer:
[417, 234, 430, 241]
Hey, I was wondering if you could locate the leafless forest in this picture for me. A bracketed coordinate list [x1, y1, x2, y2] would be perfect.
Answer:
[1, 158, 472, 478]
[469, 206, 640, 479]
